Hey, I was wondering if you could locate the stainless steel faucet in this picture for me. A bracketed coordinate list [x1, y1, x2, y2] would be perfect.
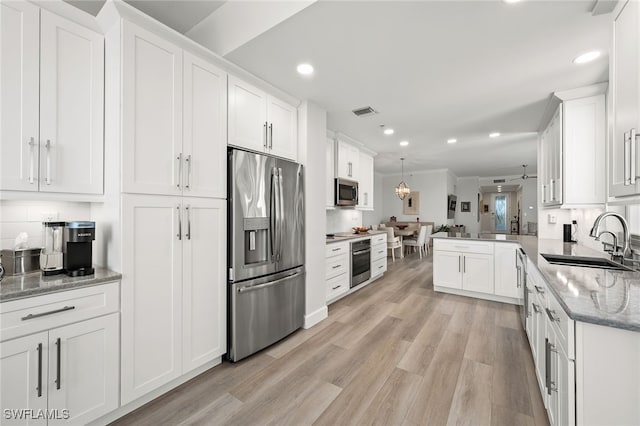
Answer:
[589, 212, 631, 260]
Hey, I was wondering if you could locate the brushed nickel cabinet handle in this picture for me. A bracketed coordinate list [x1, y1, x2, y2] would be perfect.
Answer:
[55, 337, 61, 390]
[186, 205, 191, 240]
[177, 205, 182, 240]
[631, 128, 637, 185]
[37, 343, 43, 397]
[332, 285, 341, 290]
[176, 154, 182, 189]
[21, 305, 75, 321]
[185, 154, 191, 189]
[28, 137, 36, 184]
[45, 140, 52, 185]
[269, 123, 273, 149]
[264, 122, 268, 148]
[332, 264, 341, 269]
[624, 131, 631, 185]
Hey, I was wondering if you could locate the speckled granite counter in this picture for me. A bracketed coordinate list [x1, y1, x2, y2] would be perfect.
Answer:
[432, 232, 640, 332]
[1, 268, 122, 302]
[326, 230, 386, 244]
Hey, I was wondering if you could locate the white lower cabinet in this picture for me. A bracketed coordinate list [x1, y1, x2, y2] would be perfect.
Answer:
[325, 242, 349, 302]
[433, 239, 494, 296]
[121, 195, 226, 404]
[494, 243, 521, 299]
[371, 234, 387, 277]
[0, 284, 120, 426]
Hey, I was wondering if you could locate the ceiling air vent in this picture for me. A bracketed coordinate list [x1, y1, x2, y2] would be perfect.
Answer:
[493, 179, 506, 183]
[352, 106, 378, 117]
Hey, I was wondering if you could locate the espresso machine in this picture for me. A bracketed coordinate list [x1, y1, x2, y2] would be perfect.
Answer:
[63, 221, 95, 276]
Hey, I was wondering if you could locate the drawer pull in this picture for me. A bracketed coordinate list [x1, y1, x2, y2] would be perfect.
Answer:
[332, 264, 342, 269]
[532, 303, 541, 314]
[332, 285, 341, 290]
[21, 305, 75, 321]
[331, 248, 341, 252]
[37, 343, 43, 397]
[546, 308, 561, 323]
[534, 285, 545, 295]
[56, 337, 61, 390]
[378, 265, 383, 269]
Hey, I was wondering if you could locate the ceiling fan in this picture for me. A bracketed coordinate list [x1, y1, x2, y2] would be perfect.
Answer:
[511, 164, 537, 181]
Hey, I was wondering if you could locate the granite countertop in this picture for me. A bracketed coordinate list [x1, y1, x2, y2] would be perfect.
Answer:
[1, 268, 122, 302]
[432, 232, 640, 332]
[326, 230, 387, 244]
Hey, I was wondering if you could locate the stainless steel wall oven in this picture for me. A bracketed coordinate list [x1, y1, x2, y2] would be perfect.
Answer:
[351, 239, 371, 288]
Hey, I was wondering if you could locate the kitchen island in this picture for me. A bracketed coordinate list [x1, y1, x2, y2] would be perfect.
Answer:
[432, 232, 640, 426]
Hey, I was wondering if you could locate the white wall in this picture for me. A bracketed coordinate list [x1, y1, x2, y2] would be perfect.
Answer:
[454, 177, 480, 233]
[0, 201, 91, 250]
[381, 169, 450, 227]
[298, 100, 328, 328]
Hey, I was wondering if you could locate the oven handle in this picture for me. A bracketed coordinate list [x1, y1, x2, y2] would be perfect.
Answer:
[352, 248, 371, 255]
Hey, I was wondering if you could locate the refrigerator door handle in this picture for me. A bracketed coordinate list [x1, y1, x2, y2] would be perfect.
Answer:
[278, 167, 285, 260]
[270, 168, 277, 260]
[237, 271, 300, 293]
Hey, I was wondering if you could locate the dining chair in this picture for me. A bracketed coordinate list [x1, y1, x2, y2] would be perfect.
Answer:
[385, 227, 402, 262]
[424, 224, 433, 254]
[403, 225, 428, 259]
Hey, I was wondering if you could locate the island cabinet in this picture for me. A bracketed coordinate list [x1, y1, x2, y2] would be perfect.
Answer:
[609, 0, 640, 197]
[0, 282, 120, 426]
[433, 239, 495, 297]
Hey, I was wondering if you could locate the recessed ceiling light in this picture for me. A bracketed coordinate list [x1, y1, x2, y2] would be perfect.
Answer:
[573, 51, 601, 64]
[503, 0, 521, 3]
[489, 132, 501, 138]
[296, 63, 314, 75]
[384, 128, 395, 135]
[447, 138, 457, 144]
[399, 141, 409, 146]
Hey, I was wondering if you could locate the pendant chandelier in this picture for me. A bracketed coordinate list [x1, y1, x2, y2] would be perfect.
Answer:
[395, 158, 411, 200]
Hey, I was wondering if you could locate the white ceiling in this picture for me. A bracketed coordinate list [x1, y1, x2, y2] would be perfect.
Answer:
[223, 0, 611, 177]
[65, 0, 226, 33]
[65, 0, 611, 178]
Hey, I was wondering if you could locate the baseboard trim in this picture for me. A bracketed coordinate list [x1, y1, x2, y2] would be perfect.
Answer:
[434, 285, 522, 305]
[303, 305, 328, 329]
[89, 357, 222, 425]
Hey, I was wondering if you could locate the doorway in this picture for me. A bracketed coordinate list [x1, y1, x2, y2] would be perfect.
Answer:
[494, 195, 507, 231]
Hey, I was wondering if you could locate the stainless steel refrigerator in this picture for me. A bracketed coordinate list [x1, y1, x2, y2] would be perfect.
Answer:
[227, 148, 305, 362]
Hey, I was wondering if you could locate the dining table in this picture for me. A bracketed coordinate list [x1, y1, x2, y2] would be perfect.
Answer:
[394, 228, 417, 258]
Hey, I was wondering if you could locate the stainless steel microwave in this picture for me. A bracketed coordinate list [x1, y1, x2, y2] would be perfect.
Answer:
[335, 178, 358, 207]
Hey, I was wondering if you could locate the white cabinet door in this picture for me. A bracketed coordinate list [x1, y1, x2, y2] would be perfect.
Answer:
[0, 332, 49, 426]
[39, 10, 104, 194]
[121, 194, 182, 404]
[326, 138, 335, 207]
[610, 0, 640, 196]
[183, 52, 227, 199]
[357, 152, 374, 210]
[533, 296, 547, 396]
[182, 198, 226, 373]
[494, 244, 519, 299]
[462, 253, 494, 294]
[336, 141, 359, 180]
[563, 95, 605, 205]
[0, 1, 39, 192]
[228, 75, 267, 153]
[433, 251, 462, 289]
[47, 314, 119, 426]
[122, 21, 182, 196]
[556, 341, 575, 426]
[267, 96, 297, 161]
[541, 106, 562, 207]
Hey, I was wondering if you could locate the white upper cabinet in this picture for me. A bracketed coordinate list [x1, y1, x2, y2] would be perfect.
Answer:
[228, 75, 268, 153]
[610, 0, 640, 197]
[183, 52, 227, 199]
[540, 87, 606, 208]
[326, 137, 335, 207]
[1, 3, 104, 195]
[357, 151, 374, 210]
[1, 1, 39, 192]
[228, 75, 297, 161]
[122, 21, 183, 196]
[336, 140, 359, 180]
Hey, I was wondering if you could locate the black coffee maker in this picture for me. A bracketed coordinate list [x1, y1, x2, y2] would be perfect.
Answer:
[64, 221, 95, 276]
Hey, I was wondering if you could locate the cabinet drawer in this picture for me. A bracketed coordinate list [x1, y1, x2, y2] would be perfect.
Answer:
[546, 291, 575, 360]
[371, 234, 387, 245]
[326, 242, 349, 258]
[0, 281, 120, 342]
[371, 243, 387, 261]
[326, 255, 348, 280]
[434, 239, 493, 254]
[372, 257, 387, 277]
[326, 273, 349, 301]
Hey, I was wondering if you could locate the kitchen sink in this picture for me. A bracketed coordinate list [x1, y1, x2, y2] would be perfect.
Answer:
[540, 253, 634, 272]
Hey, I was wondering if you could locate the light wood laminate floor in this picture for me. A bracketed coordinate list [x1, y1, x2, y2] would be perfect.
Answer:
[112, 252, 549, 426]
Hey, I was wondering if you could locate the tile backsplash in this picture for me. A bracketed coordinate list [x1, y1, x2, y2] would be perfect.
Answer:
[0, 201, 91, 250]
[326, 208, 363, 234]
